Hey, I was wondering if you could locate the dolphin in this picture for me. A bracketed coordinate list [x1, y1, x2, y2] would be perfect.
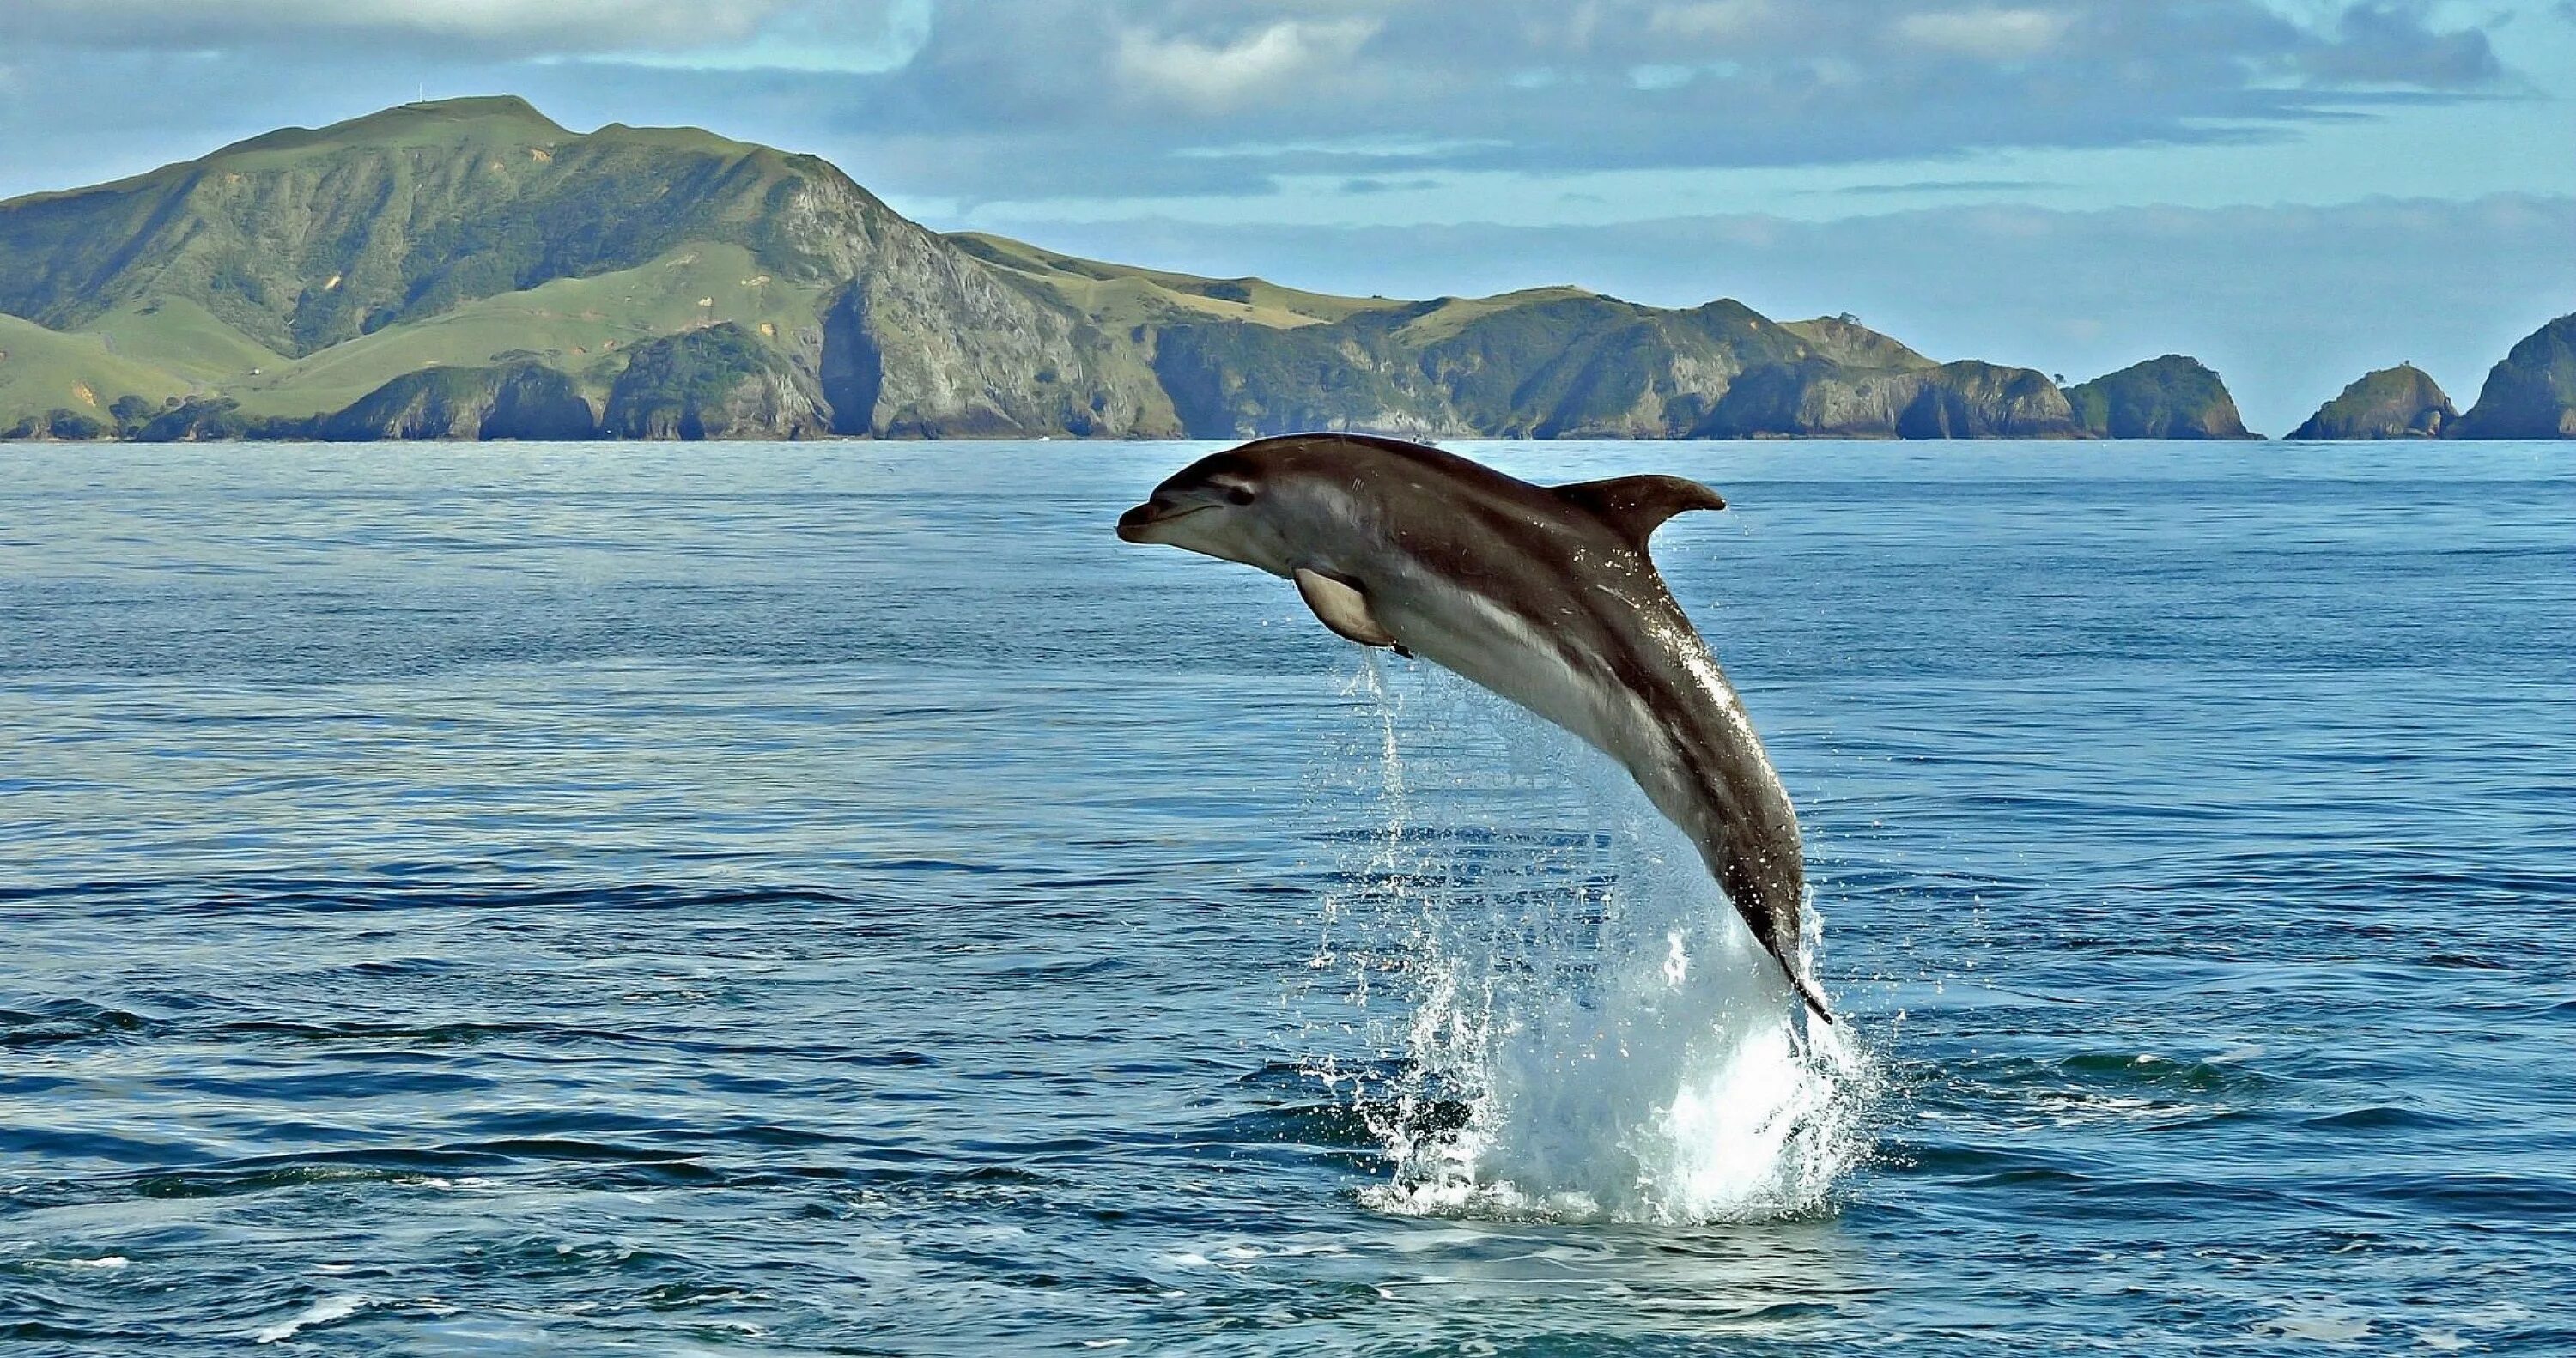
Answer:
[1116, 433, 1831, 1022]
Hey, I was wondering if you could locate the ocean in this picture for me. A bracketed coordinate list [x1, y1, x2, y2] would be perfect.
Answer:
[3, 440, 2570, 1354]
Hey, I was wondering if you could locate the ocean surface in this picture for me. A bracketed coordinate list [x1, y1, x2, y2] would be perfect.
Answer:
[3, 439, 2571, 1355]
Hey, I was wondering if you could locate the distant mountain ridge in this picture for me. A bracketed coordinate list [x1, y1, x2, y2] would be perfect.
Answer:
[11, 94, 2520, 444]
[0, 97, 1170, 440]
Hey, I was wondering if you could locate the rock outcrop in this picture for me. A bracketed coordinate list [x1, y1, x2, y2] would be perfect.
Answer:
[2451, 313, 2576, 439]
[600, 324, 828, 439]
[2066, 356, 2257, 439]
[2288, 365, 2455, 440]
[2, 407, 107, 440]
[1139, 294, 2079, 440]
[1699, 359, 2080, 438]
[319, 363, 596, 440]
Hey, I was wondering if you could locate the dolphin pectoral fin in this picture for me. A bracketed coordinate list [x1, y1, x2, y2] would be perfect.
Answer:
[1293, 567, 1399, 649]
[1552, 475, 1728, 551]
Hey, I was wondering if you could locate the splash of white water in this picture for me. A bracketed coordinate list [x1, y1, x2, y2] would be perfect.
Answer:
[1294, 658, 1869, 1224]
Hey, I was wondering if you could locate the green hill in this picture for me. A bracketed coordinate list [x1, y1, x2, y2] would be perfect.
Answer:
[0, 97, 817, 356]
[2066, 356, 2257, 440]
[2451, 314, 2576, 439]
[2289, 364, 2456, 440]
[0, 97, 1174, 440]
[0, 313, 191, 435]
[0, 95, 2238, 442]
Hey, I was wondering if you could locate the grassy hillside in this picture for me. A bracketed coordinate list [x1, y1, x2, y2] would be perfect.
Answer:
[228, 243, 827, 418]
[0, 96, 866, 358]
[82, 299, 288, 385]
[0, 314, 191, 427]
[0, 97, 1176, 439]
[950, 232, 1407, 330]
[0, 95, 2248, 442]
[1780, 316, 1935, 370]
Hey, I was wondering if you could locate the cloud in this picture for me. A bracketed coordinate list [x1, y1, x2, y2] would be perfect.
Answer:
[1648, 1, 1781, 42]
[4, 0, 796, 55]
[1816, 178, 2062, 195]
[1115, 17, 1380, 111]
[812, 0, 2518, 197]
[0, 0, 2528, 203]
[1340, 176, 1443, 194]
[1892, 8, 2072, 61]
[2295, 2, 2501, 87]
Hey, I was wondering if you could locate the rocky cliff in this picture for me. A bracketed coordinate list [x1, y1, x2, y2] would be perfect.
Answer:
[0, 96, 2251, 443]
[2451, 314, 2576, 439]
[320, 362, 597, 440]
[600, 324, 827, 439]
[2288, 365, 2455, 440]
[2066, 356, 2257, 440]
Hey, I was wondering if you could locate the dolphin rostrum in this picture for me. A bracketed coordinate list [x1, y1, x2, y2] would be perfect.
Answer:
[1116, 433, 1832, 1022]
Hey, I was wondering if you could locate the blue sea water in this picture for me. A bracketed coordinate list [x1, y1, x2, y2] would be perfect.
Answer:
[2, 439, 2571, 1355]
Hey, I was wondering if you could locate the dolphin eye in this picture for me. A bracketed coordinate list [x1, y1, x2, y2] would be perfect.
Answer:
[1224, 485, 1257, 506]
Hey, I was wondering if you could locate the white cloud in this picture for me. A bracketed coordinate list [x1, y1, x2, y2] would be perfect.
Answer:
[1893, 7, 2072, 60]
[0, 0, 2535, 204]
[1113, 17, 1382, 110]
[8, 0, 793, 55]
[1649, 1, 1777, 42]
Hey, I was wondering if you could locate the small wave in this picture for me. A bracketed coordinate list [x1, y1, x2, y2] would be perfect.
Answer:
[0, 1000, 162, 1050]
[2298, 1106, 2463, 1131]
[3, 872, 878, 918]
[2053, 1052, 2267, 1094]
[254, 1294, 368, 1344]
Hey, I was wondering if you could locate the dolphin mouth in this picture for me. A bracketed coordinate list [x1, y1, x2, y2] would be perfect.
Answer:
[1117, 500, 1208, 542]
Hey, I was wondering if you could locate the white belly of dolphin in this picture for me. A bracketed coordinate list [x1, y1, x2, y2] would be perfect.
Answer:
[1381, 576, 1667, 785]
[1372, 567, 1826, 1019]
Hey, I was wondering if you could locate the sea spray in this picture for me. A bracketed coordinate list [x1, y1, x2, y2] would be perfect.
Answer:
[1293, 657, 1869, 1222]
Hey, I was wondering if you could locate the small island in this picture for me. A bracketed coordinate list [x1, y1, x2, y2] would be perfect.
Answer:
[2449, 314, 2576, 440]
[2288, 365, 2456, 440]
[2065, 356, 2257, 440]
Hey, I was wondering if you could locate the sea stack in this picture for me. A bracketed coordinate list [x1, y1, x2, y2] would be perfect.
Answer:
[2451, 313, 2576, 439]
[2288, 364, 2456, 440]
[2065, 355, 2257, 439]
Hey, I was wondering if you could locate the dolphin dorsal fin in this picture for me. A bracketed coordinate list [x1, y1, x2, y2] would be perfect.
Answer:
[1552, 475, 1727, 549]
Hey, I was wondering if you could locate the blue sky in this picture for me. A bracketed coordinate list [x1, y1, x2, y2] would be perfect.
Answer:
[3, 0, 2571, 429]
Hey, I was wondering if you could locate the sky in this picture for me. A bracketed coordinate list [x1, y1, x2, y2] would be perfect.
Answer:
[2, 0, 2572, 431]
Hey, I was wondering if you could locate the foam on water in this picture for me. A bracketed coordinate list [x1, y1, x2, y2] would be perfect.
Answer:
[1297, 658, 1870, 1224]
[253, 1294, 369, 1344]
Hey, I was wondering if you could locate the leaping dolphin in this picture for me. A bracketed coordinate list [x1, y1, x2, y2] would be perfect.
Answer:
[1116, 433, 1832, 1022]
